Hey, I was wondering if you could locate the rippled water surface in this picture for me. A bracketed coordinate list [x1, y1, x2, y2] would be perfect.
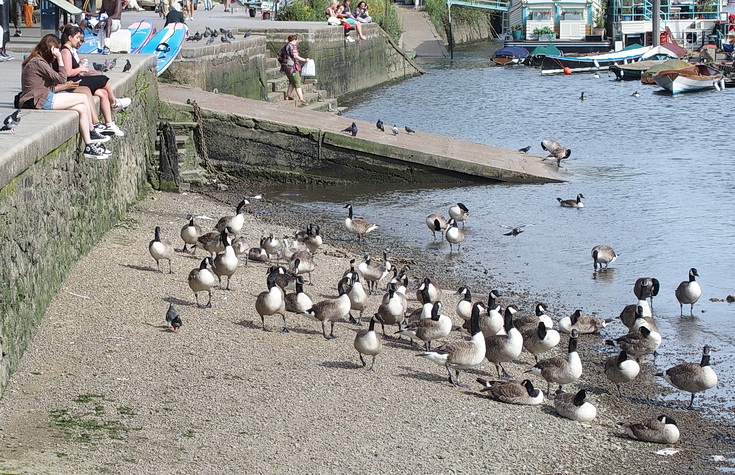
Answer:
[263, 42, 735, 410]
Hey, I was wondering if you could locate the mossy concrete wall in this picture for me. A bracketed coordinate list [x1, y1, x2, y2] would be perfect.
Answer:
[0, 57, 159, 397]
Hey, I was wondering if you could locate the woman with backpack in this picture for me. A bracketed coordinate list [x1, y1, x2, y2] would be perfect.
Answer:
[278, 35, 310, 105]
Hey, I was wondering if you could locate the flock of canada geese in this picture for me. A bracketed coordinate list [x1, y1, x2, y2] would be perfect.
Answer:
[147, 197, 718, 446]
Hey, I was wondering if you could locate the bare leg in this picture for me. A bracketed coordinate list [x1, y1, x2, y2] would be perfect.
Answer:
[95, 89, 113, 124]
[355, 22, 366, 40]
[53, 93, 93, 143]
[77, 86, 99, 125]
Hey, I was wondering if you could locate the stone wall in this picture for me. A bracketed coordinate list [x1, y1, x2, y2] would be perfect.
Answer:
[0, 57, 159, 395]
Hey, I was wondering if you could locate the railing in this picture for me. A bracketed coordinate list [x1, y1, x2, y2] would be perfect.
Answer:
[613, 0, 720, 21]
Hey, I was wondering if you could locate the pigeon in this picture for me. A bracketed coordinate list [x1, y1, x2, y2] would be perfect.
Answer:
[579, 91, 588, 100]
[631, 91, 641, 98]
[204, 26, 213, 37]
[221, 36, 231, 44]
[212, 29, 219, 38]
[165, 303, 182, 332]
[1, 110, 21, 134]
[404, 126, 415, 134]
[227, 30, 235, 40]
[122, 59, 132, 72]
[219, 27, 227, 34]
[342, 122, 357, 137]
[93, 61, 105, 72]
[187, 34, 197, 41]
[518, 145, 531, 153]
[206, 36, 215, 45]
[540, 139, 571, 167]
[244, 29, 252, 38]
[391, 125, 398, 135]
[499, 224, 532, 237]
[107, 58, 117, 71]
[376, 119, 384, 132]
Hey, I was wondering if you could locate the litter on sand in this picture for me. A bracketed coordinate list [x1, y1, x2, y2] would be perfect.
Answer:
[656, 448, 680, 456]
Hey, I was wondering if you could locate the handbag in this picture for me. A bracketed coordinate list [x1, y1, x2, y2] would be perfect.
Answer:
[327, 15, 340, 25]
[301, 59, 316, 78]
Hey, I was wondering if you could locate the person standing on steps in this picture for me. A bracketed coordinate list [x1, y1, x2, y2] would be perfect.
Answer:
[278, 34, 310, 106]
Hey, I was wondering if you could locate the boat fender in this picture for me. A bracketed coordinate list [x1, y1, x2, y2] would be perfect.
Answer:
[715, 81, 721, 91]
[721, 78, 727, 90]
[594, 59, 600, 68]
[563, 66, 572, 75]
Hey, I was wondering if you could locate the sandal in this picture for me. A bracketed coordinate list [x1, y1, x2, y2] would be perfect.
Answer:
[285, 95, 294, 100]
[299, 99, 308, 105]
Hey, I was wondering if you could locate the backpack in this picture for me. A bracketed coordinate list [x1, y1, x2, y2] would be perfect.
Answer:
[277, 45, 294, 68]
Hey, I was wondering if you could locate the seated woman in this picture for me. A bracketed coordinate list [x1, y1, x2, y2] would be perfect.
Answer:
[337, 0, 367, 40]
[58, 24, 129, 137]
[19, 34, 112, 159]
[354, 1, 371, 23]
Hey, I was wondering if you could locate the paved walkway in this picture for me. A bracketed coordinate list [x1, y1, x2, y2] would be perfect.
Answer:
[396, 4, 448, 58]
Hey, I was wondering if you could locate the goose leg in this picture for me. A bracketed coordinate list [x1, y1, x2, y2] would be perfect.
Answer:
[204, 291, 212, 309]
[687, 393, 696, 410]
[359, 353, 366, 367]
[167, 260, 173, 274]
[226, 276, 231, 291]
[499, 364, 512, 379]
[690, 304, 695, 317]
[369, 355, 376, 371]
[281, 313, 289, 333]
[261, 315, 269, 332]
[616, 383, 623, 398]
[182, 243, 189, 253]
[445, 364, 456, 385]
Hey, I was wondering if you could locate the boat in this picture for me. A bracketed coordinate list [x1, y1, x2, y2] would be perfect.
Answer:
[525, 44, 562, 67]
[540, 44, 677, 76]
[610, 60, 671, 81]
[492, 46, 529, 66]
[652, 64, 725, 94]
[641, 59, 691, 84]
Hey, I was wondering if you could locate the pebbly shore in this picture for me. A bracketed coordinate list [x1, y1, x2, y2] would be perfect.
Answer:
[0, 188, 732, 474]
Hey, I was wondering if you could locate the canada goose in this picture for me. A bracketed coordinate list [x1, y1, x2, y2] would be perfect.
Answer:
[285, 276, 313, 315]
[194, 231, 225, 258]
[149, 226, 174, 273]
[248, 236, 269, 263]
[607, 326, 662, 360]
[559, 309, 608, 334]
[290, 251, 316, 285]
[405, 286, 434, 325]
[377, 283, 407, 336]
[387, 265, 411, 296]
[301, 224, 323, 254]
[426, 214, 448, 240]
[675, 267, 701, 316]
[262, 234, 282, 262]
[579, 91, 588, 101]
[417, 302, 487, 387]
[479, 289, 504, 337]
[344, 271, 369, 325]
[485, 306, 523, 378]
[528, 330, 582, 395]
[557, 194, 584, 208]
[522, 322, 561, 363]
[165, 303, 182, 333]
[255, 266, 288, 332]
[554, 389, 596, 422]
[455, 286, 473, 322]
[620, 415, 680, 444]
[305, 278, 352, 339]
[514, 302, 554, 333]
[354, 314, 384, 370]
[541, 139, 572, 167]
[619, 301, 652, 328]
[658, 345, 717, 409]
[231, 236, 249, 262]
[188, 257, 217, 308]
[448, 202, 469, 226]
[591, 245, 617, 270]
[397, 301, 452, 351]
[445, 218, 465, 253]
[476, 378, 544, 405]
[358, 253, 389, 293]
[634, 277, 660, 310]
[344, 203, 378, 242]
[631, 90, 641, 98]
[215, 198, 249, 234]
[416, 277, 442, 303]
[604, 350, 640, 397]
[281, 236, 307, 263]
[212, 230, 239, 290]
[180, 215, 202, 253]
[628, 307, 659, 334]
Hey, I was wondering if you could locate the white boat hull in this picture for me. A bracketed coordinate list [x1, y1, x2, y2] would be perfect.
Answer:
[653, 70, 725, 94]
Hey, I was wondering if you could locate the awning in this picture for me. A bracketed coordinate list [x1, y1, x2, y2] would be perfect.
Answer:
[46, 0, 83, 15]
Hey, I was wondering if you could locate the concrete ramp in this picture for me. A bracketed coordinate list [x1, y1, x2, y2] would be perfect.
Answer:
[160, 85, 564, 184]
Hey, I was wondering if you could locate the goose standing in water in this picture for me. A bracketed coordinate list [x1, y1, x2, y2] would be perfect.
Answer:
[445, 218, 465, 253]
[528, 330, 582, 395]
[426, 214, 448, 240]
[354, 314, 384, 370]
[180, 215, 202, 254]
[634, 277, 660, 311]
[604, 350, 640, 397]
[448, 203, 469, 227]
[541, 139, 572, 167]
[215, 198, 249, 234]
[675, 267, 701, 316]
[658, 345, 717, 409]
[149, 226, 174, 274]
[620, 415, 680, 444]
[484, 306, 523, 378]
[212, 229, 239, 290]
[344, 203, 378, 242]
[557, 194, 584, 208]
[476, 378, 544, 405]
[255, 266, 287, 332]
[591, 245, 617, 270]
[188, 257, 217, 308]
[554, 389, 596, 422]
[417, 302, 487, 387]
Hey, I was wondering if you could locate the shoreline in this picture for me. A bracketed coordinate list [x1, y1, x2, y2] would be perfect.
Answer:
[0, 188, 731, 474]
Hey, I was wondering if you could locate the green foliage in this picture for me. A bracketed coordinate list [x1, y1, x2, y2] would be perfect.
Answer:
[424, 0, 497, 40]
[533, 26, 555, 36]
[277, 0, 329, 20]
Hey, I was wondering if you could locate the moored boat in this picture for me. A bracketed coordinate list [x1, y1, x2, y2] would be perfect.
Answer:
[652, 64, 725, 94]
[525, 44, 562, 67]
[641, 59, 691, 84]
[540, 44, 677, 76]
[611, 60, 671, 81]
[492, 46, 530, 66]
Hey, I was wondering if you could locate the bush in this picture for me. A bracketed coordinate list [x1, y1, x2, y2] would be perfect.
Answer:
[533, 26, 555, 36]
[424, 0, 497, 41]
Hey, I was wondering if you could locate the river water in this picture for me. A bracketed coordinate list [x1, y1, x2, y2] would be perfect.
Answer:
[257, 41, 735, 411]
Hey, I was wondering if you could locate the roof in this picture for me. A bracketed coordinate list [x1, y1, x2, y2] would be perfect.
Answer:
[46, 0, 83, 14]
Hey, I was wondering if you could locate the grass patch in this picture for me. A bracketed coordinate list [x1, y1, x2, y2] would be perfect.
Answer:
[49, 395, 142, 444]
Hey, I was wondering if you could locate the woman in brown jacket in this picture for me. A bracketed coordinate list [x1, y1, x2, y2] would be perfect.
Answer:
[19, 34, 111, 159]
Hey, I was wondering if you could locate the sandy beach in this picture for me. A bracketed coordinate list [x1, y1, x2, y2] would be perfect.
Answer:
[0, 189, 731, 474]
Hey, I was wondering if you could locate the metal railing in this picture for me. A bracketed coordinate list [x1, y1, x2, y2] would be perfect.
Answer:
[613, 0, 720, 21]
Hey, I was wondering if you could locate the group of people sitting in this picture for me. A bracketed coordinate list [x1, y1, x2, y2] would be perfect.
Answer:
[17, 25, 131, 160]
[326, 0, 371, 41]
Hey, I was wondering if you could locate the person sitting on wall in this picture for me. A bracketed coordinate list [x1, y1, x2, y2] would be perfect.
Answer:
[353, 1, 371, 23]
[337, 0, 367, 40]
[165, 1, 186, 25]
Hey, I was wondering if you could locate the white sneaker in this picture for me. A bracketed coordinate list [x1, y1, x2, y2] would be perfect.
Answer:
[112, 97, 132, 110]
[105, 123, 125, 137]
[345, 36, 355, 43]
